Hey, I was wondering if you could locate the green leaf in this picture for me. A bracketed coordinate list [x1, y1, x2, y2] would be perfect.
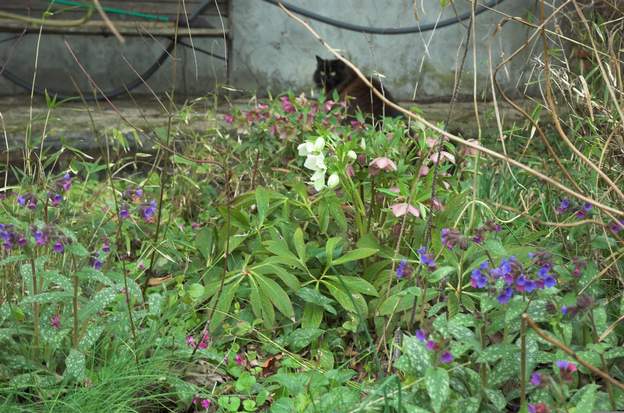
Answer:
[187, 283, 205, 300]
[292, 227, 306, 262]
[297, 287, 336, 315]
[79, 324, 105, 351]
[574, 383, 597, 412]
[80, 287, 118, 322]
[302, 303, 324, 329]
[428, 266, 455, 283]
[254, 261, 300, 291]
[235, 372, 257, 393]
[325, 275, 379, 297]
[325, 237, 342, 264]
[484, 239, 507, 257]
[21, 291, 73, 305]
[42, 270, 72, 291]
[210, 281, 240, 331]
[288, 328, 323, 351]
[218, 396, 241, 412]
[332, 248, 378, 266]
[67, 243, 89, 258]
[255, 186, 269, 226]
[425, 367, 449, 413]
[195, 227, 214, 260]
[403, 336, 432, 375]
[484, 388, 507, 411]
[264, 240, 303, 269]
[255, 274, 294, 319]
[476, 344, 517, 363]
[64, 349, 86, 381]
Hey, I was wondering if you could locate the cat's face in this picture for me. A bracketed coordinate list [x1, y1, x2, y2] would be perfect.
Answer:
[313, 56, 347, 91]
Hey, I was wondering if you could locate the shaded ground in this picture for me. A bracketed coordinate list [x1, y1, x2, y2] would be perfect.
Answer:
[1, 95, 549, 166]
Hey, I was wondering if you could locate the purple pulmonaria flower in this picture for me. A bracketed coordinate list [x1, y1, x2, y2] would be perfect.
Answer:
[441, 228, 467, 250]
[415, 329, 427, 342]
[58, 173, 72, 192]
[561, 305, 569, 315]
[200, 399, 211, 409]
[609, 219, 624, 234]
[440, 351, 453, 364]
[17, 195, 26, 207]
[50, 314, 61, 329]
[280, 96, 295, 113]
[426, 340, 439, 351]
[530, 372, 542, 386]
[470, 268, 488, 289]
[17, 234, 26, 247]
[528, 403, 550, 413]
[537, 266, 551, 279]
[33, 229, 48, 246]
[417, 247, 436, 270]
[18, 193, 37, 209]
[497, 287, 513, 304]
[396, 259, 412, 279]
[102, 238, 110, 253]
[524, 279, 537, 293]
[555, 199, 570, 214]
[53, 241, 64, 254]
[556, 360, 577, 381]
[543, 276, 557, 288]
[223, 114, 234, 124]
[91, 255, 103, 270]
[119, 206, 130, 220]
[49, 193, 63, 207]
[141, 200, 157, 222]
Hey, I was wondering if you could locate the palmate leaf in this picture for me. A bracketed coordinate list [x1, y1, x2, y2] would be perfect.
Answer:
[255, 186, 270, 227]
[255, 274, 294, 320]
[324, 275, 379, 297]
[296, 287, 337, 315]
[210, 280, 241, 331]
[331, 248, 378, 266]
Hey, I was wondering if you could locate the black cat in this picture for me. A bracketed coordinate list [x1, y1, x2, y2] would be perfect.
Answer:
[313, 56, 402, 121]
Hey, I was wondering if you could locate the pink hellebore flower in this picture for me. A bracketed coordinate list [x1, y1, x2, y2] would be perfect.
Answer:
[324, 100, 335, 112]
[390, 203, 420, 218]
[280, 96, 295, 113]
[369, 157, 397, 176]
[429, 151, 456, 165]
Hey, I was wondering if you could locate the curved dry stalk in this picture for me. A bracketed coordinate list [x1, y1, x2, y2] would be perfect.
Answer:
[541, 0, 624, 201]
[523, 314, 624, 392]
[275, 1, 624, 218]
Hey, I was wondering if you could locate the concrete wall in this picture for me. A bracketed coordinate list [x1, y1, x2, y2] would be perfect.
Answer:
[231, 0, 539, 101]
[1, 1, 544, 100]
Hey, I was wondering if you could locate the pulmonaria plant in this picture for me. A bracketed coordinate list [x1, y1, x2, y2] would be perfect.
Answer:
[470, 251, 559, 304]
[415, 328, 453, 364]
[555, 198, 593, 219]
[441, 220, 500, 250]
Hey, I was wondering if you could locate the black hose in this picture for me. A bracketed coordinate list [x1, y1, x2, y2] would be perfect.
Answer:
[261, 0, 506, 35]
[0, 0, 216, 101]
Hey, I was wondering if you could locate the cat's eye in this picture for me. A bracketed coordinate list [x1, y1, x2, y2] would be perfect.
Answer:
[330, 71, 336, 76]
[320, 71, 325, 76]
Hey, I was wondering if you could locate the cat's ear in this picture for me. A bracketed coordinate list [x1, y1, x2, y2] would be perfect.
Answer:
[315, 55, 323, 64]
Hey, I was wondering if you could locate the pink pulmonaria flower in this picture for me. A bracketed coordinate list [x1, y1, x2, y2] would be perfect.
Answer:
[223, 114, 234, 124]
[280, 96, 295, 113]
[350, 119, 363, 130]
[368, 157, 397, 176]
[390, 203, 420, 218]
[50, 314, 61, 329]
[556, 360, 577, 381]
[528, 403, 550, 413]
[426, 340, 439, 351]
[58, 173, 72, 192]
[186, 335, 196, 348]
[200, 399, 211, 409]
[419, 165, 430, 176]
[235, 353, 244, 365]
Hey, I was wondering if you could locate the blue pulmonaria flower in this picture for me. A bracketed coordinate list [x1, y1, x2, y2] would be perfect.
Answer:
[537, 266, 551, 279]
[525, 279, 537, 293]
[102, 238, 110, 253]
[49, 193, 63, 207]
[141, 200, 157, 222]
[59, 173, 72, 192]
[417, 247, 436, 270]
[415, 329, 427, 342]
[530, 372, 542, 386]
[17, 195, 26, 207]
[497, 287, 513, 304]
[396, 259, 412, 279]
[91, 254, 103, 270]
[470, 268, 488, 288]
[440, 351, 453, 364]
[543, 275, 557, 288]
[556, 198, 570, 214]
[561, 305, 569, 315]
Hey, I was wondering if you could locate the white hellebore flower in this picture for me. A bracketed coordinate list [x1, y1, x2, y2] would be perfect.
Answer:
[297, 142, 314, 156]
[347, 150, 357, 160]
[313, 137, 325, 151]
[303, 153, 325, 171]
[310, 169, 326, 192]
[327, 173, 340, 188]
[360, 138, 366, 150]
